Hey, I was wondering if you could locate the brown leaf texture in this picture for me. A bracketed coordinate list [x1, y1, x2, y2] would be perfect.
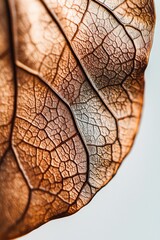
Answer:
[0, 0, 155, 239]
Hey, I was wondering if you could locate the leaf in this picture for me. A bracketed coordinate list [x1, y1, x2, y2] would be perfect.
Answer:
[0, 0, 155, 239]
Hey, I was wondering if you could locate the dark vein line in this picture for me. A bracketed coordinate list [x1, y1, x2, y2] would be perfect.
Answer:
[2, 2, 33, 237]
[51, 44, 66, 82]
[4, 0, 17, 145]
[71, 0, 90, 40]
[1, 1, 29, 189]
[4, 0, 31, 189]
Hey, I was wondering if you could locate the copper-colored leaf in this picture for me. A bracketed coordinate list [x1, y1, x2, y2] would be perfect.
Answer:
[0, 0, 155, 239]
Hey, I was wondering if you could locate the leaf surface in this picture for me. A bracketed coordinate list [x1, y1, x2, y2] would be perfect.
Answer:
[0, 0, 155, 239]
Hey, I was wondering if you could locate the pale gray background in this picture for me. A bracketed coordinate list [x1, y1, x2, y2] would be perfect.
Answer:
[20, 1, 160, 239]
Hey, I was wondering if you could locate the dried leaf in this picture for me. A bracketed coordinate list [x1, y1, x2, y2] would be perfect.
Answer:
[0, 0, 155, 239]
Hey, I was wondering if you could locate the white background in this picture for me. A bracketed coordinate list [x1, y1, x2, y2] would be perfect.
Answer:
[20, 1, 160, 239]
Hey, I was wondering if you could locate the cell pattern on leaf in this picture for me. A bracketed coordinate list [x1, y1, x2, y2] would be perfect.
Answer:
[0, 0, 155, 239]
